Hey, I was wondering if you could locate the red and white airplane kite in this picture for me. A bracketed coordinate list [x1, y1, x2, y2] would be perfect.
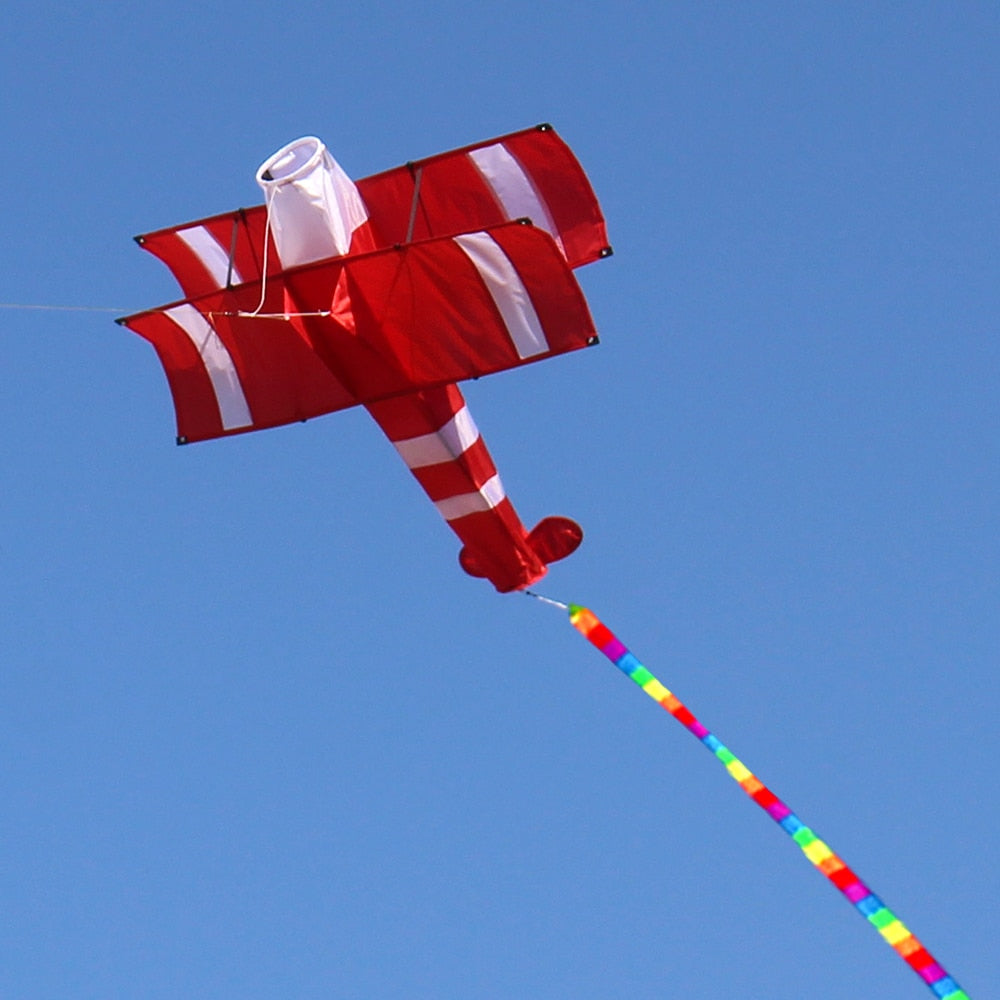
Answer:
[120, 125, 611, 592]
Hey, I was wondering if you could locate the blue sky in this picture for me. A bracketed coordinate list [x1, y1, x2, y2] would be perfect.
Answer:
[1, 2, 995, 997]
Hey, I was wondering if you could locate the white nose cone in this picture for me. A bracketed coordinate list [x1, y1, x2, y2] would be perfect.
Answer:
[256, 136, 369, 268]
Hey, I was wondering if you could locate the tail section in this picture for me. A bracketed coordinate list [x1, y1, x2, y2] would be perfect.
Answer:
[367, 384, 582, 592]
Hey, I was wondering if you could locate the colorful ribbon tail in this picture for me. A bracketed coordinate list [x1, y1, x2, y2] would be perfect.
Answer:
[567, 604, 969, 1000]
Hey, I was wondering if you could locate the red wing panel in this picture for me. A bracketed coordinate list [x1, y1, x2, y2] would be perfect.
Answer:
[128, 309, 246, 442]
[137, 208, 274, 302]
[361, 150, 505, 247]
[135, 125, 609, 300]
[500, 129, 609, 268]
[121, 282, 359, 444]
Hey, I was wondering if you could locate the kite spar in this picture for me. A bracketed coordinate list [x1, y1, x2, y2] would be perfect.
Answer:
[529, 595, 971, 999]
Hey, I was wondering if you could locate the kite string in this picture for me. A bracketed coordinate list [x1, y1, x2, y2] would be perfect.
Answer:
[558, 602, 970, 1000]
[524, 590, 568, 610]
[245, 189, 275, 317]
[0, 303, 127, 313]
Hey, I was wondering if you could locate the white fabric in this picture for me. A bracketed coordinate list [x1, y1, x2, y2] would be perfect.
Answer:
[434, 473, 506, 522]
[256, 136, 368, 268]
[454, 232, 549, 359]
[176, 225, 243, 288]
[164, 304, 252, 430]
[392, 406, 480, 468]
[468, 144, 564, 254]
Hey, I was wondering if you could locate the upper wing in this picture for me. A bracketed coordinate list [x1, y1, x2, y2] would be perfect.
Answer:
[359, 123, 610, 265]
[134, 125, 610, 301]
[119, 221, 597, 444]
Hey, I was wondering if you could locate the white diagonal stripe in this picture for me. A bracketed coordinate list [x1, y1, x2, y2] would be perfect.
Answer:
[453, 232, 549, 360]
[468, 144, 564, 254]
[176, 225, 243, 288]
[434, 474, 506, 522]
[392, 406, 480, 468]
[164, 304, 253, 431]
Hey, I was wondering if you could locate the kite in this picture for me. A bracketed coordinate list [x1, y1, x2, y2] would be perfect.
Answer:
[546, 595, 970, 999]
[119, 126, 611, 593]
[121, 125, 969, 996]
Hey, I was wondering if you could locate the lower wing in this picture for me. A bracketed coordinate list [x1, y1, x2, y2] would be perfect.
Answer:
[119, 221, 597, 445]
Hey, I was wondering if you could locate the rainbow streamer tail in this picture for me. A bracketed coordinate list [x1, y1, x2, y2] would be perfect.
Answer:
[567, 604, 969, 1000]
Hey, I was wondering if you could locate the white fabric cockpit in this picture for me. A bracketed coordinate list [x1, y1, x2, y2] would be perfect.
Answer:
[256, 136, 370, 268]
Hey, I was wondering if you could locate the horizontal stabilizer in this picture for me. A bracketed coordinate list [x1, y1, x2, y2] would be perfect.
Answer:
[526, 516, 584, 566]
[459, 515, 583, 591]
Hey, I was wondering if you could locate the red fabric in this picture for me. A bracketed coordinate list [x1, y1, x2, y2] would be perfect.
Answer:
[751, 787, 780, 810]
[500, 129, 609, 267]
[828, 866, 860, 890]
[130, 312, 238, 442]
[527, 517, 583, 566]
[587, 623, 616, 649]
[138, 209, 274, 302]
[408, 439, 498, 502]
[359, 126, 609, 267]
[363, 381, 466, 439]
[903, 948, 935, 971]
[124, 297, 356, 444]
[455, 500, 548, 592]
[673, 706, 696, 727]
